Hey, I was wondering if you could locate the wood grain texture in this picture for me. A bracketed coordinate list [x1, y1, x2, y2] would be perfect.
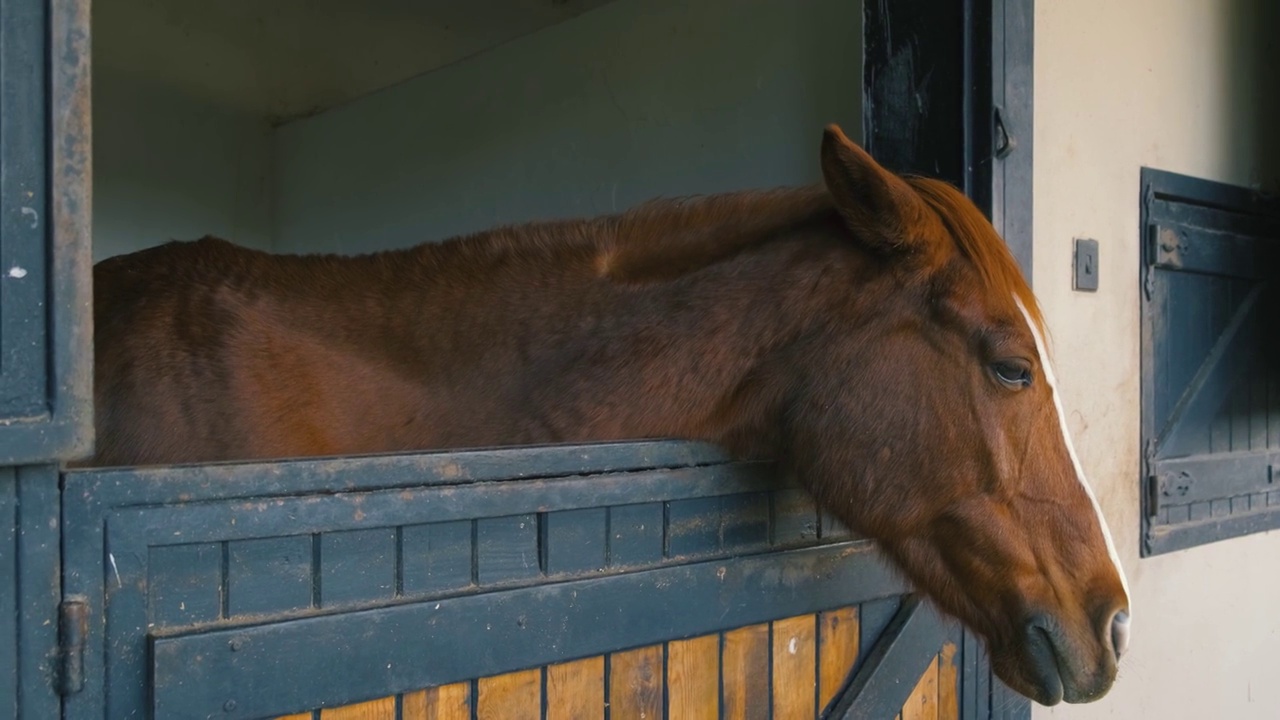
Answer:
[899, 654, 939, 720]
[668, 634, 719, 720]
[319, 695, 395, 719]
[402, 683, 471, 720]
[817, 607, 860, 710]
[770, 615, 816, 720]
[937, 643, 959, 720]
[721, 624, 769, 720]
[478, 669, 542, 720]
[546, 656, 605, 720]
[609, 645, 664, 720]
[275, 714, 314, 720]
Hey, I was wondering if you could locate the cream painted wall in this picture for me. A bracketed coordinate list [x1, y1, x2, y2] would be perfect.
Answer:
[1031, 0, 1279, 717]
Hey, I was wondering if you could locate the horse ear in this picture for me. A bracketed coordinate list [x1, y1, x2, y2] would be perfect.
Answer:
[820, 124, 935, 257]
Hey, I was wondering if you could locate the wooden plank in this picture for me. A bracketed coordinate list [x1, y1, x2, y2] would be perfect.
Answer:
[609, 645, 663, 720]
[66, 441, 734, 500]
[668, 634, 719, 719]
[401, 521, 473, 597]
[825, 595, 954, 720]
[938, 643, 959, 720]
[320, 528, 397, 607]
[476, 515, 541, 584]
[899, 655, 939, 720]
[771, 615, 816, 720]
[546, 656, 604, 720]
[150, 542, 906, 720]
[721, 624, 769, 720]
[320, 696, 396, 719]
[477, 669, 541, 720]
[227, 535, 313, 617]
[542, 508, 607, 575]
[274, 714, 313, 720]
[771, 489, 819, 547]
[667, 497, 722, 558]
[402, 683, 471, 720]
[1150, 224, 1280, 278]
[818, 607, 860, 711]
[1152, 450, 1279, 507]
[720, 492, 771, 553]
[608, 503, 664, 567]
[147, 542, 223, 627]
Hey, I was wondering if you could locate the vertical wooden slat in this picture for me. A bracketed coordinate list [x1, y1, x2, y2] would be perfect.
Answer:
[817, 607, 860, 710]
[1230, 367, 1249, 452]
[610, 645, 664, 720]
[320, 696, 396, 720]
[668, 634, 719, 719]
[276, 714, 314, 720]
[937, 643, 959, 720]
[770, 615, 816, 720]
[899, 655, 940, 720]
[403, 683, 472, 720]
[721, 624, 769, 720]
[546, 656, 605, 720]
[477, 669, 542, 720]
[1250, 313, 1268, 451]
[1269, 345, 1280, 448]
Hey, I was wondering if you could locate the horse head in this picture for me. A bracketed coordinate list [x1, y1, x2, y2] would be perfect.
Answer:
[793, 124, 1130, 705]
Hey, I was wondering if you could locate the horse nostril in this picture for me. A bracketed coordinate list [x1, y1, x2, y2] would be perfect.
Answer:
[1110, 610, 1130, 661]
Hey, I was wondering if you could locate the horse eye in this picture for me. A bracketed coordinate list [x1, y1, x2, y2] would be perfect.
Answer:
[992, 361, 1032, 389]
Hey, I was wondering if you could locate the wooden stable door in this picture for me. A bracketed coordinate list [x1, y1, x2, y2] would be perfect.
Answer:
[275, 605, 961, 720]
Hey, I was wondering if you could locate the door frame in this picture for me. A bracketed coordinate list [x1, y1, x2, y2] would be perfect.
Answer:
[855, 0, 1035, 717]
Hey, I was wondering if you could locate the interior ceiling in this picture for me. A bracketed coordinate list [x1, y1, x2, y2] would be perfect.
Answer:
[94, 0, 617, 123]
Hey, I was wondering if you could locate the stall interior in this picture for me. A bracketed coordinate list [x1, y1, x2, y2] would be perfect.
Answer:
[92, 0, 863, 262]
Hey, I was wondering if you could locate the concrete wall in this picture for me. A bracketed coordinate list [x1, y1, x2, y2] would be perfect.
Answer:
[272, 0, 862, 254]
[92, 69, 275, 261]
[1031, 0, 1280, 717]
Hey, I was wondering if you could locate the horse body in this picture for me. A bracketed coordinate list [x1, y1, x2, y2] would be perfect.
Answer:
[90, 188, 852, 465]
[88, 125, 1131, 707]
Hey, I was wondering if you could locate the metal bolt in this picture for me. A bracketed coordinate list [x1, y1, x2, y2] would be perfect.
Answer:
[224, 699, 237, 712]
[229, 639, 242, 652]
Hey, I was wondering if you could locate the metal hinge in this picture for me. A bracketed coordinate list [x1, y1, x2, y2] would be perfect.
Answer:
[1143, 439, 1160, 516]
[1141, 183, 1157, 301]
[55, 597, 88, 696]
[992, 105, 1015, 159]
[1145, 474, 1162, 517]
[1141, 227, 1157, 301]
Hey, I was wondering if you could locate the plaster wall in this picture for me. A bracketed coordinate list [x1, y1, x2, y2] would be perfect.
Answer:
[1031, 0, 1279, 716]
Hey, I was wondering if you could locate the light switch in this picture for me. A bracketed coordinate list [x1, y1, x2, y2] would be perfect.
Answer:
[1073, 237, 1099, 292]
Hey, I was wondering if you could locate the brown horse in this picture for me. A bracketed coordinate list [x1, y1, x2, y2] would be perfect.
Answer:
[87, 124, 1129, 706]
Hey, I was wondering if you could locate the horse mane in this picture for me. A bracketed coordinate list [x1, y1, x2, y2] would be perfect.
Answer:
[905, 177, 1047, 335]
[401, 186, 836, 284]
[588, 185, 834, 282]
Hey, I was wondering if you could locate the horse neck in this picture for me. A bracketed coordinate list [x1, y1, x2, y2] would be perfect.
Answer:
[478, 230, 866, 457]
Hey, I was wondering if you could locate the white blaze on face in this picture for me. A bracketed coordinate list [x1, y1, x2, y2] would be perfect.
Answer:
[1013, 295, 1132, 617]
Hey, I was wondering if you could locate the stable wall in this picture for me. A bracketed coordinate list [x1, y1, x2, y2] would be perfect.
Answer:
[91, 68, 275, 261]
[93, 0, 862, 260]
[272, 0, 862, 254]
[1031, 0, 1280, 717]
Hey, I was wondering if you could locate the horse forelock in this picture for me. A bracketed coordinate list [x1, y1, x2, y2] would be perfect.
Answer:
[905, 177, 1047, 340]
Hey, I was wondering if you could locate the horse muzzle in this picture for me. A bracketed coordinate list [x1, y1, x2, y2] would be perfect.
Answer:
[1016, 610, 1124, 705]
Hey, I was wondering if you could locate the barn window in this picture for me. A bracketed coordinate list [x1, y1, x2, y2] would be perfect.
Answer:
[1139, 167, 1280, 556]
